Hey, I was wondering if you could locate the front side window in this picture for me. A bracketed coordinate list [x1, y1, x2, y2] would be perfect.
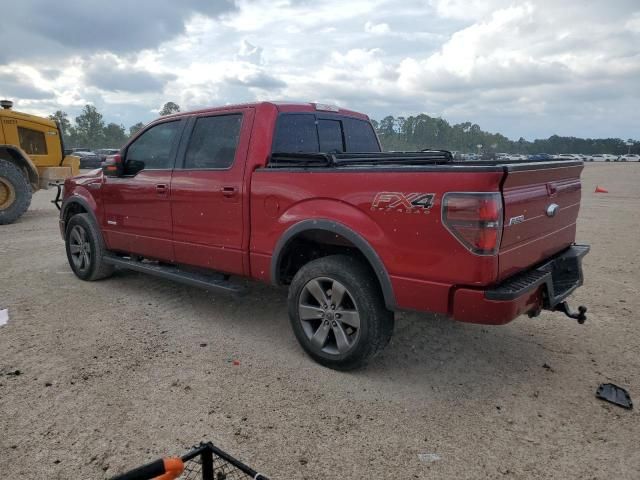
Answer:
[126, 121, 180, 173]
[184, 114, 243, 169]
[18, 127, 48, 155]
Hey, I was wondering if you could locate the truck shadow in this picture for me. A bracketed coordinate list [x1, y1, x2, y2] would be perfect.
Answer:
[110, 268, 560, 398]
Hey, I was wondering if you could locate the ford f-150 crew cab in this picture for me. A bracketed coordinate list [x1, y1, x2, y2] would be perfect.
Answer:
[60, 102, 589, 370]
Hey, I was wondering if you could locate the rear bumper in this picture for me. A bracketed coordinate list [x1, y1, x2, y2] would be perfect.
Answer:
[451, 244, 589, 325]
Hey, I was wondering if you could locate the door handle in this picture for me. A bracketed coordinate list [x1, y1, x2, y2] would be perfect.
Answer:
[221, 186, 237, 197]
[156, 183, 168, 195]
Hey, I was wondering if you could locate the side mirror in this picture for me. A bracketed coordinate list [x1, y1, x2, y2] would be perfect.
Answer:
[103, 153, 124, 177]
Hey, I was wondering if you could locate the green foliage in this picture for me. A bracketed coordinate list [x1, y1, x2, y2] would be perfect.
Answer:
[103, 123, 128, 148]
[52, 105, 148, 149]
[51, 105, 638, 155]
[374, 114, 638, 155]
[48, 111, 71, 137]
[159, 101, 180, 116]
[71, 105, 105, 149]
[128, 122, 145, 137]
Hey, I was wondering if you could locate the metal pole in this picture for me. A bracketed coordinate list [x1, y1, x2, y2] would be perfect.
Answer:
[201, 447, 214, 480]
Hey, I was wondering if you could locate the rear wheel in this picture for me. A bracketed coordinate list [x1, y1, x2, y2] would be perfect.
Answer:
[0, 159, 32, 225]
[288, 255, 394, 370]
[65, 213, 114, 280]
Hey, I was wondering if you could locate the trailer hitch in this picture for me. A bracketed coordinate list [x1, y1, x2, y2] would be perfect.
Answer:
[553, 301, 587, 324]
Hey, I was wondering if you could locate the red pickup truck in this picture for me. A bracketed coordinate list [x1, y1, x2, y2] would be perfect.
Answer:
[60, 102, 589, 370]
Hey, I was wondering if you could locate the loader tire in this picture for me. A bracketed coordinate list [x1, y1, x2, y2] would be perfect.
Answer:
[0, 159, 32, 225]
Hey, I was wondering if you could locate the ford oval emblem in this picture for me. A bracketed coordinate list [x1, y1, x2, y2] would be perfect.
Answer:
[546, 203, 559, 217]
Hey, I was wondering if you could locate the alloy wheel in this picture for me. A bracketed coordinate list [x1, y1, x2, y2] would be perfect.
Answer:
[298, 276, 361, 355]
[69, 225, 92, 273]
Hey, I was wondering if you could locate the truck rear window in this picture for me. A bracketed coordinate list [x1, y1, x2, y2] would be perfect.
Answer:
[272, 113, 380, 153]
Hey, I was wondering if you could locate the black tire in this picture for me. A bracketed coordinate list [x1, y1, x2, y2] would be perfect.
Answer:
[0, 159, 32, 225]
[288, 255, 394, 370]
[65, 213, 114, 281]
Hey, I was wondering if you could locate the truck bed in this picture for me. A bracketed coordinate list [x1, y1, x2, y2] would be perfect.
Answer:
[253, 154, 583, 313]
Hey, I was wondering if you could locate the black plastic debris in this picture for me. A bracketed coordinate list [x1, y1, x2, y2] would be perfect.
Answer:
[596, 383, 633, 409]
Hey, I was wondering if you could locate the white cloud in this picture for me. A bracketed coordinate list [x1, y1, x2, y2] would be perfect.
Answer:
[1, 0, 639, 140]
[365, 21, 391, 34]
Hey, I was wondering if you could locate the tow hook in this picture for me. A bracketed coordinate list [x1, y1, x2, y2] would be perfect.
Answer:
[554, 301, 587, 324]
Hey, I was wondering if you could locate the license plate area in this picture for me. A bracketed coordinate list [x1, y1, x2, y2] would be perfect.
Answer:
[539, 245, 589, 308]
[485, 244, 589, 307]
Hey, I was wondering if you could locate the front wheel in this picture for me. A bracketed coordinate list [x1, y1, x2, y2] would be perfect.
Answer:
[288, 255, 394, 370]
[65, 213, 114, 281]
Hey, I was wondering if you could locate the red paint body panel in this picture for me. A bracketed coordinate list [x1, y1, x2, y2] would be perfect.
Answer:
[61, 101, 587, 326]
[499, 164, 583, 279]
[249, 170, 504, 287]
[452, 286, 543, 325]
[102, 170, 174, 261]
[170, 108, 255, 275]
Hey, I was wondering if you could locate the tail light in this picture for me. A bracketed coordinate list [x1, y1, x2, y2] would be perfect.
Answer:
[442, 192, 503, 255]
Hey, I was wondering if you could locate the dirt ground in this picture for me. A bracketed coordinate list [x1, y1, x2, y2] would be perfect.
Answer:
[1, 162, 638, 479]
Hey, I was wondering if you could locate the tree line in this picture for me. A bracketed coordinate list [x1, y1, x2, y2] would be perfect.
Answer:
[49, 103, 637, 154]
[371, 115, 638, 155]
[48, 102, 180, 150]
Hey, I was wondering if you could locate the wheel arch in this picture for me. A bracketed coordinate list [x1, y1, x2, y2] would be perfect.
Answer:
[0, 145, 39, 189]
[61, 194, 100, 232]
[271, 219, 396, 310]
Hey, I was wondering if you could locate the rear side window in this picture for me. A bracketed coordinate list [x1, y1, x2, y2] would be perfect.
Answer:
[184, 114, 242, 169]
[343, 118, 379, 152]
[18, 127, 48, 155]
[272, 114, 318, 153]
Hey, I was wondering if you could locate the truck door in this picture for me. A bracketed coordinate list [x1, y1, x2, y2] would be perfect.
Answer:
[170, 108, 254, 275]
[101, 119, 184, 261]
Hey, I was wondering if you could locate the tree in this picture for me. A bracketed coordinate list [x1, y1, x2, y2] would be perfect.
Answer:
[159, 102, 180, 116]
[129, 122, 145, 137]
[103, 123, 128, 148]
[48, 110, 75, 146]
[74, 105, 105, 149]
[48, 111, 71, 136]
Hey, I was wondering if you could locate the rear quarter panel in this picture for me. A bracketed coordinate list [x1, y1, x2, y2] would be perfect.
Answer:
[250, 168, 505, 311]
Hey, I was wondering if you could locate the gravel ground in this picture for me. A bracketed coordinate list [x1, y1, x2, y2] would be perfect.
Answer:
[1, 163, 638, 479]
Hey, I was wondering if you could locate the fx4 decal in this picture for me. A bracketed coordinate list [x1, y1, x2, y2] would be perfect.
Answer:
[371, 192, 436, 213]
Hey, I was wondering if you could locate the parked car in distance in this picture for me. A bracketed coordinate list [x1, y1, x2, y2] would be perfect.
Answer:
[617, 154, 639, 162]
[59, 101, 589, 370]
[528, 153, 554, 161]
[95, 148, 120, 163]
[556, 154, 582, 161]
[64, 147, 90, 155]
[507, 154, 528, 161]
[74, 151, 102, 169]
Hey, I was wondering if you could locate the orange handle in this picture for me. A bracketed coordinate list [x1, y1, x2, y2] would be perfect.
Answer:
[154, 458, 184, 480]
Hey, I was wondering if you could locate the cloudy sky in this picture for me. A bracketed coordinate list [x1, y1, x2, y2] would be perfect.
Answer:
[1, 0, 638, 140]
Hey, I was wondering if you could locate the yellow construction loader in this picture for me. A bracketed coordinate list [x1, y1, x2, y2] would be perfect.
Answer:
[0, 99, 79, 224]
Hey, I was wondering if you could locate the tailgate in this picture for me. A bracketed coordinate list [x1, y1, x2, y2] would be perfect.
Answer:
[498, 161, 583, 280]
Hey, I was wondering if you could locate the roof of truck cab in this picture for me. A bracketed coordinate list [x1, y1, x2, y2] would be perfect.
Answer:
[161, 101, 370, 121]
